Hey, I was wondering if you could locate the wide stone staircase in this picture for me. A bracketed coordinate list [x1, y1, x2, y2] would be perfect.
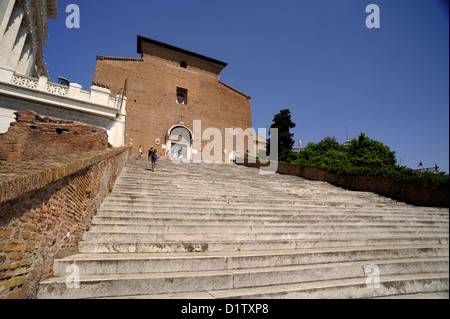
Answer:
[37, 156, 449, 299]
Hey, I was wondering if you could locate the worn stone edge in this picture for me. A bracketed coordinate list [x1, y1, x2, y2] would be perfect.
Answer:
[0, 146, 131, 203]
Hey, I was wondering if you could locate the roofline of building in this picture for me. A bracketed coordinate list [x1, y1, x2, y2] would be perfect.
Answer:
[96, 56, 144, 62]
[219, 81, 251, 100]
[137, 35, 228, 68]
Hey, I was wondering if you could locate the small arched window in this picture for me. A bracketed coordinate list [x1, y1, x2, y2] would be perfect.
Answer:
[180, 61, 187, 68]
[176, 87, 188, 105]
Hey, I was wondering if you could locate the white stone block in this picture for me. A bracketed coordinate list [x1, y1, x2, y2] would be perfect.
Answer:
[115, 95, 127, 115]
[0, 65, 14, 83]
[90, 85, 111, 105]
[68, 82, 82, 99]
[36, 75, 48, 91]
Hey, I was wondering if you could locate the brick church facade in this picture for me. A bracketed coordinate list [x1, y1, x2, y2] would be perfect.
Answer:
[93, 35, 254, 162]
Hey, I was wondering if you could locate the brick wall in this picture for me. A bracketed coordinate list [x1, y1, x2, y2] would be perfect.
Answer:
[0, 110, 109, 164]
[0, 146, 131, 299]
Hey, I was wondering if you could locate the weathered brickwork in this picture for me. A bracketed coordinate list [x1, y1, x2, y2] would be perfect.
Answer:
[0, 110, 109, 164]
[0, 146, 130, 299]
[93, 36, 253, 160]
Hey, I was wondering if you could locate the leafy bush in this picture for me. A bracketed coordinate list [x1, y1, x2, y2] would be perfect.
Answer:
[346, 133, 396, 168]
[297, 137, 348, 168]
[278, 133, 448, 188]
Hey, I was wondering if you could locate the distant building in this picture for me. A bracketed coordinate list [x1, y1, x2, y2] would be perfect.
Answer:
[343, 136, 352, 147]
[293, 140, 305, 152]
[415, 164, 446, 175]
[93, 35, 253, 161]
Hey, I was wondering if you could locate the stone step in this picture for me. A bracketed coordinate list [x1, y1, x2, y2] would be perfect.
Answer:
[52, 245, 449, 277]
[99, 198, 420, 209]
[205, 272, 450, 299]
[110, 182, 369, 192]
[111, 181, 384, 192]
[106, 199, 401, 209]
[373, 292, 450, 299]
[90, 216, 449, 227]
[97, 201, 449, 213]
[81, 230, 450, 243]
[38, 265, 449, 299]
[87, 223, 447, 234]
[78, 237, 449, 254]
[105, 188, 428, 206]
[94, 210, 449, 222]
[101, 195, 391, 204]
[109, 273, 448, 299]
[95, 208, 449, 221]
[111, 186, 399, 199]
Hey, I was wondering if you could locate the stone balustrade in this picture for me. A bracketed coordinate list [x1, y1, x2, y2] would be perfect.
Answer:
[9, 74, 120, 109]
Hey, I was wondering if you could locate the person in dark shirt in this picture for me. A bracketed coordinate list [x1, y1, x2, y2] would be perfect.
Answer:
[148, 146, 154, 161]
[152, 149, 159, 171]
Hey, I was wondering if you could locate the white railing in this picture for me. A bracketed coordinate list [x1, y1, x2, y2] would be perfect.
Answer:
[12, 74, 69, 97]
[12, 75, 38, 90]
[7, 74, 127, 114]
[46, 82, 69, 96]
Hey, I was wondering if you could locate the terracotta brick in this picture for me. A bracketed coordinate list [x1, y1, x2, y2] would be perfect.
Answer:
[0, 276, 26, 293]
[10, 253, 24, 260]
[7, 288, 22, 299]
[0, 228, 12, 239]
[5, 241, 23, 252]
[13, 268, 33, 276]
[10, 261, 20, 269]
[24, 242, 36, 252]
[21, 230, 31, 240]
[20, 260, 32, 267]
[0, 272, 14, 280]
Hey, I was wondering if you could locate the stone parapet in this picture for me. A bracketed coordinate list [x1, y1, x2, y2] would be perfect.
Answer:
[0, 145, 131, 299]
[236, 159, 449, 208]
[0, 146, 130, 204]
[0, 110, 109, 164]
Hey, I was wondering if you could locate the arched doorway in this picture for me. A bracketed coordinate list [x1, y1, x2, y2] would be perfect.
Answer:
[166, 125, 193, 161]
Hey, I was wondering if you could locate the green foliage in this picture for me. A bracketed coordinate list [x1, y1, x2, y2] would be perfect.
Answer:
[297, 137, 348, 168]
[346, 133, 396, 168]
[279, 133, 448, 188]
[279, 149, 299, 164]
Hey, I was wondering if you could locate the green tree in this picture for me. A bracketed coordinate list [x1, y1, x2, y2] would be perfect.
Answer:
[347, 133, 397, 168]
[268, 109, 296, 157]
[298, 137, 348, 168]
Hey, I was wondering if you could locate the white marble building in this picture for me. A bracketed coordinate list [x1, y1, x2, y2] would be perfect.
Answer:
[0, 0, 57, 81]
[0, 0, 127, 147]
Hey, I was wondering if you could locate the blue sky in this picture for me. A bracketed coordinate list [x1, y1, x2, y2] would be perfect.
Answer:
[44, 0, 449, 172]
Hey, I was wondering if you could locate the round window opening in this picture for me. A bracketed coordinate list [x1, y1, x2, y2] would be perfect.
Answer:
[180, 61, 187, 68]
[177, 93, 186, 104]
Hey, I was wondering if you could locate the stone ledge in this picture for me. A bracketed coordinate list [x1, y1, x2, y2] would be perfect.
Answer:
[236, 159, 449, 208]
[0, 146, 131, 204]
